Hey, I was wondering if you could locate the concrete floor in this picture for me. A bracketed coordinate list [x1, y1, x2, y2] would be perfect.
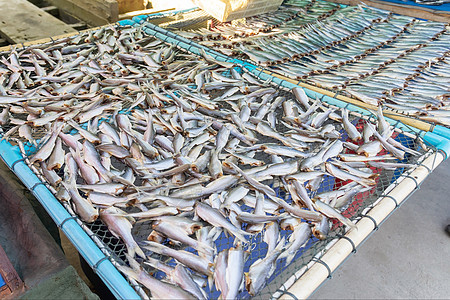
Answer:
[311, 159, 450, 299]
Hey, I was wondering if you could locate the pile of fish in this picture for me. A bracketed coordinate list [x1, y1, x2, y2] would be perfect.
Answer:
[157, 0, 450, 126]
[0, 24, 421, 299]
[176, 0, 342, 52]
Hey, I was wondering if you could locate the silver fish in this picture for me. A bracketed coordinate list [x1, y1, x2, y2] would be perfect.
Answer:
[245, 237, 285, 296]
[100, 207, 145, 258]
[144, 241, 213, 276]
[278, 222, 311, 264]
[196, 202, 250, 242]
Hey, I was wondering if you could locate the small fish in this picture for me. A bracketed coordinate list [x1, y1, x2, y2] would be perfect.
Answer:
[30, 123, 63, 164]
[100, 207, 145, 258]
[47, 137, 65, 170]
[196, 202, 250, 242]
[96, 143, 131, 159]
[342, 109, 361, 141]
[119, 256, 196, 300]
[325, 162, 376, 187]
[278, 222, 311, 264]
[152, 219, 213, 253]
[245, 237, 285, 296]
[224, 244, 245, 299]
[61, 181, 98, 223]
[143, 241, 213, 276]
[313, 199, 356, 229]
[366, 122, 405, 160]
[18, 124, 37, 147]
[77, 183, 126, 195]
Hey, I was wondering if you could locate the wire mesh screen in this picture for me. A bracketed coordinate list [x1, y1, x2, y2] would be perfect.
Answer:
[0, 23, 437, 300]
[5, 88, 433, 299]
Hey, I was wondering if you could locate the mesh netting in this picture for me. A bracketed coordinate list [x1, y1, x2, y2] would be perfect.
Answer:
[1, 86, 434, 299]
[0, 23, 438, 300]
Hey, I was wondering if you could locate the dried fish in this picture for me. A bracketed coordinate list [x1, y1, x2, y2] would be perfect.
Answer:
[0, 23, 421, 299]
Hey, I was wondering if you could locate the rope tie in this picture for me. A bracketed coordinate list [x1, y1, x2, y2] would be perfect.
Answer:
[93, 256, 111, 274]
[336, 234, 357, 253]
[311, 258, 332, 279]
[11, 157, 26, 171]
[380, 194, 399, 208]
[58, 216, 77, 229]
[275, 289, 299, 300]
[361, 214, 378, 231]
[31, 182, 47, 191]
[401, 174, 419, 189]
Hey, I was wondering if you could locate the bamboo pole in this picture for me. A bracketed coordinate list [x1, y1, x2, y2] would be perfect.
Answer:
[279, 150, 445, 299]
[259, 69, 435, 132]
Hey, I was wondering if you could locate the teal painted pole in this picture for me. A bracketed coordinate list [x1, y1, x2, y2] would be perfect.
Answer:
[0, 140, 141, 299]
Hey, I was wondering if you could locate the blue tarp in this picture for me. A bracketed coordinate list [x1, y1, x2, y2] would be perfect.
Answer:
[0, 274, 5, 288]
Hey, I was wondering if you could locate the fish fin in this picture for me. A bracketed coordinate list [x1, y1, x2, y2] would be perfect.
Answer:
[268, 262, 277, 278]
[228, 230, 248, 244]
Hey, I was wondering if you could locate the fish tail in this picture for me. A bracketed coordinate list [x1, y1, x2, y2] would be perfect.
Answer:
[132, 244, 146, 259]
[197, 240, 214, 252]
[360, 178, 377, 187]
[285, 251, 296, 265]
[143, 241, 164, 255]
[231, 230, 248, 243]
[125, 253, 142, 271]
[342, 217, 357, 230]
[117, 265, 139, 281]
[207, 274, 214, 291]
[277, 250, 287, 261]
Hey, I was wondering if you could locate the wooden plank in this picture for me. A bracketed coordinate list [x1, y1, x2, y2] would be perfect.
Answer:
[327, 0, 450, 22]
[41, 5, 60, 17]
[69, 22, 89, 31]
[0, 23, 120, 53]
[117, 0, 146, 14]
[46, 0, 119, 26]
[0, 244, 24, 295]
[118, 7, 174, 20]
[0, 0, 76, 44]
[0, 285, 11, 298]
